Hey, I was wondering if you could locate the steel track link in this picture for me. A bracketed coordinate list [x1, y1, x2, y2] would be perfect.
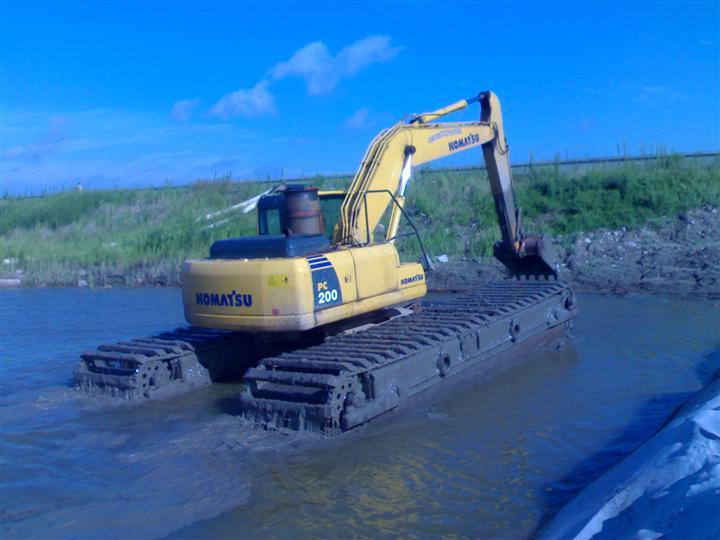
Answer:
[74, 327, 250, 398]
[239, 280, 578, 434]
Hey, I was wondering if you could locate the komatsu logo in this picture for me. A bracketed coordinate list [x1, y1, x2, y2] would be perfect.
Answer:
[428, 127, 461, 143]
[195, 291, 253, 307]
[400, 274, 425, 285]
[448, 133, 480, 152]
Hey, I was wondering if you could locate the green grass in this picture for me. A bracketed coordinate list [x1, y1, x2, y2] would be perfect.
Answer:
[1, 155, 718, 285]
[395, 154, 720, 261]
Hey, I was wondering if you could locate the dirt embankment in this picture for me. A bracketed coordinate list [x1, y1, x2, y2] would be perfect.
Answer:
[3, 207, 718, 299]
[429, 206, 720, 300]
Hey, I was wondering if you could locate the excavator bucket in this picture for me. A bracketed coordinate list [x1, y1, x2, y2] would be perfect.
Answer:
[494, 234, 559, 279]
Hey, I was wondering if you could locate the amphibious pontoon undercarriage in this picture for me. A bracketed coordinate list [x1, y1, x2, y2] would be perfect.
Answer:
[74, 280, 576, 434]
[74, 91, 578, 434]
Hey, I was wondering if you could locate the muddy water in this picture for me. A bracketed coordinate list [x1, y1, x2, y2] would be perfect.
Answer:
[1, 288, 718, 539]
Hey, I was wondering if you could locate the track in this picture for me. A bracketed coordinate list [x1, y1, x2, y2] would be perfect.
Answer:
[74, 327, 251, 398]
[240, 280, 577, 434]
[73, 311, 401, 398]
[74, 280, 577, 434]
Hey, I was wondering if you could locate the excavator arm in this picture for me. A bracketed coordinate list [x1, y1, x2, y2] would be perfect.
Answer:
[335, 91, 558, 278]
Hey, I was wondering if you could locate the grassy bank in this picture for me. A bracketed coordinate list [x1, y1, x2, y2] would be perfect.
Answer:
[1, 155, 718, 286]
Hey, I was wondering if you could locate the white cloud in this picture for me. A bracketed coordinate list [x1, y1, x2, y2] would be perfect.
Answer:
[270, 41, 336, 95]
[578, 80, 692, 107]
[270, 35, 401, 95]
[170, 98, 201, 122]
[4, 116, 68, 161]
[337, 35, 402, 77]
[344, 107, 371, 129]
[204, 35, 401, 122]
[635, 84, 689, 104]
[210, 81, 276, 119]
[1, 108, 263, 193]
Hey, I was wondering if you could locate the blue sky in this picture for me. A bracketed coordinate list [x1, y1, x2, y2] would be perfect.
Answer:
[1, 1, 718, 194]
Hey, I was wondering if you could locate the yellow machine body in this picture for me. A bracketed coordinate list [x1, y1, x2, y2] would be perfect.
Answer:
[182, 243, 426, 332]
[182, 91, 558, 333]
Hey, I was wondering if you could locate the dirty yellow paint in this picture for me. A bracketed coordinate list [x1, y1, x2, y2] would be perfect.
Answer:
[267, 275, 290, 287]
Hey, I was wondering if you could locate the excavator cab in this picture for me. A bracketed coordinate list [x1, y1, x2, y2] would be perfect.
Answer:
[207, 186, 373, 261]
[253, 186, 347, 238]
[209, 186, 332, 260]
[256, 185, 326, 236]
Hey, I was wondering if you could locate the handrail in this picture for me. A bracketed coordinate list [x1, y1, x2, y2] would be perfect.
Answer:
[361, 189, 433, 271]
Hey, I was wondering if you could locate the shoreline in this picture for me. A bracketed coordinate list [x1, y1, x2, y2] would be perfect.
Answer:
[538, 368, 720, 539]
[3, 270, 718, 303]
[429, 206, 720, 300]
[3, 207, 718, 300]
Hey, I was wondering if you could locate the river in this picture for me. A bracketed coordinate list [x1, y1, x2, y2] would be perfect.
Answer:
[1, 287, 718, 539]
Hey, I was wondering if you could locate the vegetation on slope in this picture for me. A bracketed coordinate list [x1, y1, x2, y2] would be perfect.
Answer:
[1, 155, 718, 285]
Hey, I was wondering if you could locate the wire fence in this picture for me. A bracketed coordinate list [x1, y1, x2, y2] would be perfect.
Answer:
[295, 151, 720, 181]
[158, 151, 720, 186]
[6, 151, 719, 199]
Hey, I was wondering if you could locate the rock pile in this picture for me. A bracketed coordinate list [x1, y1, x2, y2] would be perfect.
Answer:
[429, 206, 720, 299]
[558, 206, 719, 298]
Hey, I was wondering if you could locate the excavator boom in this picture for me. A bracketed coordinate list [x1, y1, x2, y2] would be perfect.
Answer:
[337, 91, 558, 278]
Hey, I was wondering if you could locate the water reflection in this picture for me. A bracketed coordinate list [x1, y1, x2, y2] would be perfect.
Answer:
[1, 289, 718, 539]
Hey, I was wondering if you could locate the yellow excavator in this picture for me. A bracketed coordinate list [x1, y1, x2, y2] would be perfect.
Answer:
[76, 91, 575, 434]
[182, 91, 558, 332]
